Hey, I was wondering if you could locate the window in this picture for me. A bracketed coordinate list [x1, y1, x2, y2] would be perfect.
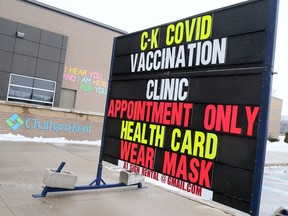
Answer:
[59, 88, 76, 109]
[7, 73, 56, 106]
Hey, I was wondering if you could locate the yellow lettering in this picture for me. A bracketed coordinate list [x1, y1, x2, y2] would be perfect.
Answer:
[166, 24, 175, 46]
[171, 128, 181, 152]
[133, 122, 141, 142]
[78, 69, 87, 76]
[155, 125, 165, 148]
[195, 17, 201, 40]
[180, 130, 192, 155]
[175, 22, 184, 44]
[70, 67, 78, 74]
[193, 131, 205, 157]
[169, 129, 218, 159]
[150, 28, 159, 49]
[165, 14, 213, 46]
[200, 15, 212, 40]
[120, 121, 134, 140]
[141, 123, 148, 144]
[204, 133, 218, 159]
[140, 31, 148, 51]
[185, 18, 196, 42]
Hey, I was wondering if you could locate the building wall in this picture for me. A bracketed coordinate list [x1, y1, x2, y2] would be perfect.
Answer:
[0, 101, 103, 141]
[1, 0, 125, 113]
[0, 17, 67, 106]
[268, 96, 283, 139]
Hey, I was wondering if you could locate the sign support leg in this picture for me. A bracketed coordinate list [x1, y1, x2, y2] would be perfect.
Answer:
[32, 161, 142, 198]
[250, 1, 279, 215]
[32, 40, 143, 198]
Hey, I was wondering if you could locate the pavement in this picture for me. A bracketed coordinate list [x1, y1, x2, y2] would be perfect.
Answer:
[0, 140, 249, 216]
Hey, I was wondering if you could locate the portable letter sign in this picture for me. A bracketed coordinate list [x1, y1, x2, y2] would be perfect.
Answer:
[100, 1, 278, 215]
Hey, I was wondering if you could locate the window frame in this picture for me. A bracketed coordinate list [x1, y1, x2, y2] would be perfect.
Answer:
[7, 73, 56, 106]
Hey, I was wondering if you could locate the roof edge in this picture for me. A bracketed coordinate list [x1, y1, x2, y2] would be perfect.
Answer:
[22, 0, 127, 34]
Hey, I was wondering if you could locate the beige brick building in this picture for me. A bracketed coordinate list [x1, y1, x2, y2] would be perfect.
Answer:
[0, 0, 126, 140]
[0, 0, 125, 114]
[268, 96, 283, 139]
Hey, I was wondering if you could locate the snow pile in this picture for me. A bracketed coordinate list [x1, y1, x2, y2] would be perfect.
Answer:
[266, 136, 288, 152]
[0, 133, 101, 146]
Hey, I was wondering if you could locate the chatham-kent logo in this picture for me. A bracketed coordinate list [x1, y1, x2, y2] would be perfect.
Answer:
[6, 114, 24, 131]
[5, 114, 91, 134]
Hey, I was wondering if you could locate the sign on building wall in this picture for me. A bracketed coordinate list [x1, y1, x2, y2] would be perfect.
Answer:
[1, 106, 102, 141]
[63, 66, 108, 95]
[101, 1, 278, 215]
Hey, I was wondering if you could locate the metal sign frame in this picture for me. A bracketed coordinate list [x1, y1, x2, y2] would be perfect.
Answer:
[100, 1, 279, 215]
[34, 1, 279, 216]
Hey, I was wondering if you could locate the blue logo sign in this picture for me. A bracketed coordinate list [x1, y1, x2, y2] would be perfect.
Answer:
[6, 114, 24, 131]
[5, 114, 91, 134]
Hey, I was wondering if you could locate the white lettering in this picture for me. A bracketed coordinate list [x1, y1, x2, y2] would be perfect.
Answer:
[146, 78, 189, 101]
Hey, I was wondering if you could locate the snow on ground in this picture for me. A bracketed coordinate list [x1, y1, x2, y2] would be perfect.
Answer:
[261, 136, 288, 215]
[0, 133, 101, 146]
[0, 133, 287, 215]
[266, 136, 288, 153]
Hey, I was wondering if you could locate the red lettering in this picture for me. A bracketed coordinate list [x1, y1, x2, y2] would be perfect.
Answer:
[145, 147, 154, 169]
[198, 160, 213, 188]
[187, 183, 202, 196]
[126, 101, 134, 119]
[137, 145, 155, 169]
[134, 101, 145, 121]
[115, 99, 122, 117]
[187, 183, 191, 192]
[129, 164, 140, 174]
[246, 106, 260, 136]
[123, 162, 128, 169]
[107, 99, 115, 117]
[162, 102, 172, 125]
[120, 140, 131, 161]
[192, 184, 202, 196]
[215, 105, 231, 132]
[129, 142, 138, 164]
[204, 105, 216, 130]
[108, 100, 193, 127]
[162, 151, 177, 176]
[183, 103, 193, 127]
[151, 102, 164, 123]
[175, 155, 187, 180]
[120, 100, 127, 118]
[230, 106, 242, 134]
[188, 158, 199, 183]
[171, 102, 182, 126]
[120, 140, 155, 169]
[145, 101, 153, 122]
[163, 152, 212, 188]
[204, 104, 242, 135]
[137, 145, 145, 167]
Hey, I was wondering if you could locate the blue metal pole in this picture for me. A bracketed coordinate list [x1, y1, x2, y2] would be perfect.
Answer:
[250, 1, 279, 215]
[55, 162, 66, 172]
[33, 182, 142, 198]
[94, 37, 117, 186]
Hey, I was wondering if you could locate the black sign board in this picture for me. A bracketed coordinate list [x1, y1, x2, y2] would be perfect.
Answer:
[101, 1, 278, 215]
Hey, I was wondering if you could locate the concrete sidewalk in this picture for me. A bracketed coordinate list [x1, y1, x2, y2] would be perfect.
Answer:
[0, 141, 243, 216]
